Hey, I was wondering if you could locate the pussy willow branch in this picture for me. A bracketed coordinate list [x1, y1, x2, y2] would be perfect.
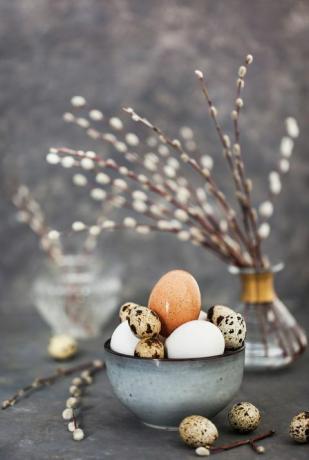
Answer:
[54, 146, 247, 266]
[122, 107, 250, 264]
[194, 68, 259, 266]
[2, 361, 101, 409]
[231, 55, 263, 266]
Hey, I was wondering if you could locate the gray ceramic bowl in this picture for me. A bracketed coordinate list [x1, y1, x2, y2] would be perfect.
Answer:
[104, 339, 245, 429]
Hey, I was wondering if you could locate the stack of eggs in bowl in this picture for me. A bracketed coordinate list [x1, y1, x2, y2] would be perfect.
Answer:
[104, 270, 246, 429]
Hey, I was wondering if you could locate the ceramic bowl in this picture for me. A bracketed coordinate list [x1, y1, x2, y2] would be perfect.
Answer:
[104, 339, 245, 429]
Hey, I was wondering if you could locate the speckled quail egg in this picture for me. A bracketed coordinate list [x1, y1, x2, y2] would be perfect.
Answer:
[119, 302, 140, 322]
[289, 411, 309, 443]
[135, 337, 165, 359]
[228, 402, 261, 433]
[128, 305, 161, 338]
[48, 335, 77, 360]
[207, 304, 234, 325]
[179, 415, 219, 447]
[208, 306, 246, 350]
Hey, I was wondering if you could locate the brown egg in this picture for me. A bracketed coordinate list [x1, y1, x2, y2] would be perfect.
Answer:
[148, 270, 201, 336]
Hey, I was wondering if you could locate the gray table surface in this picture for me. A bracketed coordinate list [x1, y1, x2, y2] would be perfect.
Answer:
[0, 310, 308, 460]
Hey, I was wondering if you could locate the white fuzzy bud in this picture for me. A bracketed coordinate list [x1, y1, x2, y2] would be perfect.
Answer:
[71, 96, 86, 107]
[73, 428, 84, 441]
[210, 106, 218, 117]
[157, 220, 171, 230]
[200, 155, 213, 170]
[168, 157, 180, 169]
[81, 158, 94, 170]
[115, 142, 127, 153]
[68, 422, 76, 432]
[195, 446, 210, 456]
[172, 139, 181, 148]
[72, 221, 86, 232]
[96, 173, 110, 185]
[113, 178, 127, 191]
[194, 69, 204, 79]
[46, 152, 60, 165]
[109, 117, 123, 130]
[238, 66, 247, 77]
[73, 174, 87, 187]
[63, 112, 75, 123]
[157, 144, 169, 156]
[150, 205, 164, 217]
[132, 190, 147, 201]
[181, 153, 189, 162]
[259, 201, 274, 218]
[179, 126, 193, 140]
[61, 156, 75, 168]
[125, 132, 139, 146]
[89, 109, 103, 121]
[285, 117, 299, 138]
[196, 187, 207, 202]
[138, 174, 148, 184]
[87, 128, 100, 139]
[223, 134, 231, 148]
[123, 217, 136, 228]
[147, 136, 157, 147]
[76, 117, 89, 128]
[174, 209, 189, 222]
[246, 54, 253, 64]
[119, 166, 129, 176]
[48, 230, 60, 240]
[269, 171, 282, 195]
[177, 231, 190, 241]
[258, 222, 271, 239]
[62, 408, 73, 420]
[136, 225, 150, 235]
[280, 136, 294, 158]
[89, 225, 101, 236]
[185, 140, 196, 151]
[164, 165, 176, 178]
[90, 188, 106, 201]
[66, 397, 79, 409]
[132, 200, 147, 213]
[101, 220, 115, 229]
[279, 158, 290, 173]
[103, 133, 117, 143]
[236, 98, 244, 108]
[144, 158, 157, 172]
[231, 110, 238, 120]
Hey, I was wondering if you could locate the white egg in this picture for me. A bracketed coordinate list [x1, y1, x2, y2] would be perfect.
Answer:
[110, 321, 139, 356]
[198, 310, 207, 321]
[165, 320, 225, 359]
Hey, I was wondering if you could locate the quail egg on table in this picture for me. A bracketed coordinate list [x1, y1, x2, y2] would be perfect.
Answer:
[166, 320, 224, 359]
[289, 411, 309, 443]
[135, 337, 165, 359]
[179, 415, 219, 447]
[48, 335, 77, 360]
[128, 305, 161, 338]
[208, 305, 246, 350]
[110, 320, 139, 356]
[119, 302, 139, 322]
[228, 402, 261, 433]
[148, 270, 201, 336]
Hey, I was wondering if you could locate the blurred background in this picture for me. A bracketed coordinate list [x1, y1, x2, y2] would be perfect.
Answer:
[0, 0, 308, 327]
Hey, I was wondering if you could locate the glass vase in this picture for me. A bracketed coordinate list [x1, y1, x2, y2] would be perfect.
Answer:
[33, 254, 121, 339]
[229, 264, 307, 370]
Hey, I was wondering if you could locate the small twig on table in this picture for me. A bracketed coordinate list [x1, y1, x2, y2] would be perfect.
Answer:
[1, 360, 103, 409]
[209, 430, 275, 455]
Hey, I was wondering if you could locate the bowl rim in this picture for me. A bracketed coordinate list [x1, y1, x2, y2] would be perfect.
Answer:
[104, 338, 245, 363]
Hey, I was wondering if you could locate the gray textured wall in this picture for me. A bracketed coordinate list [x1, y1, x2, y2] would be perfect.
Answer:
[1, 0, 309, 313]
